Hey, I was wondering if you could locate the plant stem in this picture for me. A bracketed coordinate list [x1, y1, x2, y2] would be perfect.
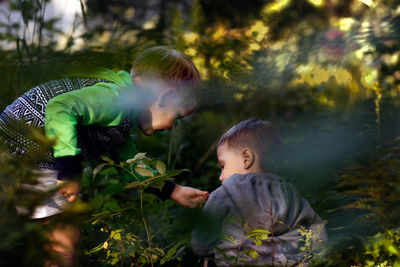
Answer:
[140, 190, 153, 267]
[235, 225, 247, 264]
[112, 164, 141, 182]
[270, 201, 274, 267]
[79, 0, 88, 29]
[373, 83, 382, 145]
[167, 121, 176, 169]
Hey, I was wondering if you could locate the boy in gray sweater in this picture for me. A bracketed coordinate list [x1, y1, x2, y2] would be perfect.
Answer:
[192, 118, 327, 266]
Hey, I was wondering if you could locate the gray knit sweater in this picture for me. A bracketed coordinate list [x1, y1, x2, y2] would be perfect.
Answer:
[191, 173, 327, 266]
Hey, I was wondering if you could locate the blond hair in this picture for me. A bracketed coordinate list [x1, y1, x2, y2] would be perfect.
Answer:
[132, 46, 201, 109]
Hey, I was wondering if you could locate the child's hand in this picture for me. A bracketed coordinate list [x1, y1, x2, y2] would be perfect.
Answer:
[56, 180, 80, 203]
[170, 184, 209, 208]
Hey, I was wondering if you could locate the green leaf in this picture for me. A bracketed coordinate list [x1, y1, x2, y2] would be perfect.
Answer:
[146, 176, 174, 189]
[125, 181, 144, 189]
[102, 200, 121, 211]
[134, 166, 154, 177]
[141, 169, 185, 186]
[93, 163, 108, 177]
[100, 166, 118, 176]
[161, 241, 186, 264]
[133, 152, 147, 160]
[114, 233, 122, 241]
[101, 155, 114, 164]
[247, 228, 270, 240]
[152, 247, 165, 257]
[110, 257, 119, 265]
[81, 173, 90, 187]
[91, 218, 101, 225]
[110, 230, 123, 239]
[386, 244, 398, 255]
[100, 183, 125, 196]
[150, 173, 176, 181]
[90, 195, 105, 210]
[90, 210, 111, 220]
[126, 152, 147, 164]
[251, 238, 262, 246]
[249, 228, 270, 234]
[244, 249, 259, 260]
[88, 242, 104, 254]
[222, 234, 237, 244]
[155, 160, 166, 174]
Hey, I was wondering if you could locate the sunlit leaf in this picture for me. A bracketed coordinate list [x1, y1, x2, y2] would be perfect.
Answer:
[88, 243, 104, 254]
[110, 256, 119, 265]
[114, 233, 122, 241]
[222, 234, 237, 244]
[100, 155, 114, 164]
[134, 166, 154, 177]
[263, 0, 290, 13]
[93, 163, 108, 177]
[110, 230, 123, 239]
[161, 241, 186, 264]
[155, 160, 166, 174]
[131, 152, 147, 162]
[249, 250, 259, 259]
[125, 181, 144, 189]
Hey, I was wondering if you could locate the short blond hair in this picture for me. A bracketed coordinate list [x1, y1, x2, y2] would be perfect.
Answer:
[132, 46, 201, 109]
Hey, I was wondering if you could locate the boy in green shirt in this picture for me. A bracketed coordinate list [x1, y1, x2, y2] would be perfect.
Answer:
[0, 46, 208, 266]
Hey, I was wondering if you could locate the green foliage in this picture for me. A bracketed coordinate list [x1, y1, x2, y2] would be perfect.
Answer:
[0, 125, 90, 266]
[216, 220, 271, 266]
[216, 218, 326, 266]
[0, 127, 51, 266]
[338, 138, 400, 230]
[81, 153, 189, 266]
[362, 229, 400, 267]
[297, 223, 326, 266]
[324, 138, 400, 266]
[246, 227, 270, 247]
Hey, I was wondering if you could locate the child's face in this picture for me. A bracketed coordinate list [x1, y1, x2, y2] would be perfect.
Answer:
[217, 143, 247, 182]
[136, 81, 195, 136]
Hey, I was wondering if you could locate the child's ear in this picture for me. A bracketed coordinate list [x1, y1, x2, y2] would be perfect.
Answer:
[159, 89, 176, 107]
[241, 148, 255, 170]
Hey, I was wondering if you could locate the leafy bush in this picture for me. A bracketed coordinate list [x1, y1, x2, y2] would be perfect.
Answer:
[80, 153, 190, 266]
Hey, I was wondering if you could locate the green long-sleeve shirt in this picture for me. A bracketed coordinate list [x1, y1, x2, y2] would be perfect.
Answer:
[45, 69, 137, 158]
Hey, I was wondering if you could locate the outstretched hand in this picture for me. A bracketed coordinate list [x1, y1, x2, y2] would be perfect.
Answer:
[170, 184, 209, 208]
[56, 180, 80, 203]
